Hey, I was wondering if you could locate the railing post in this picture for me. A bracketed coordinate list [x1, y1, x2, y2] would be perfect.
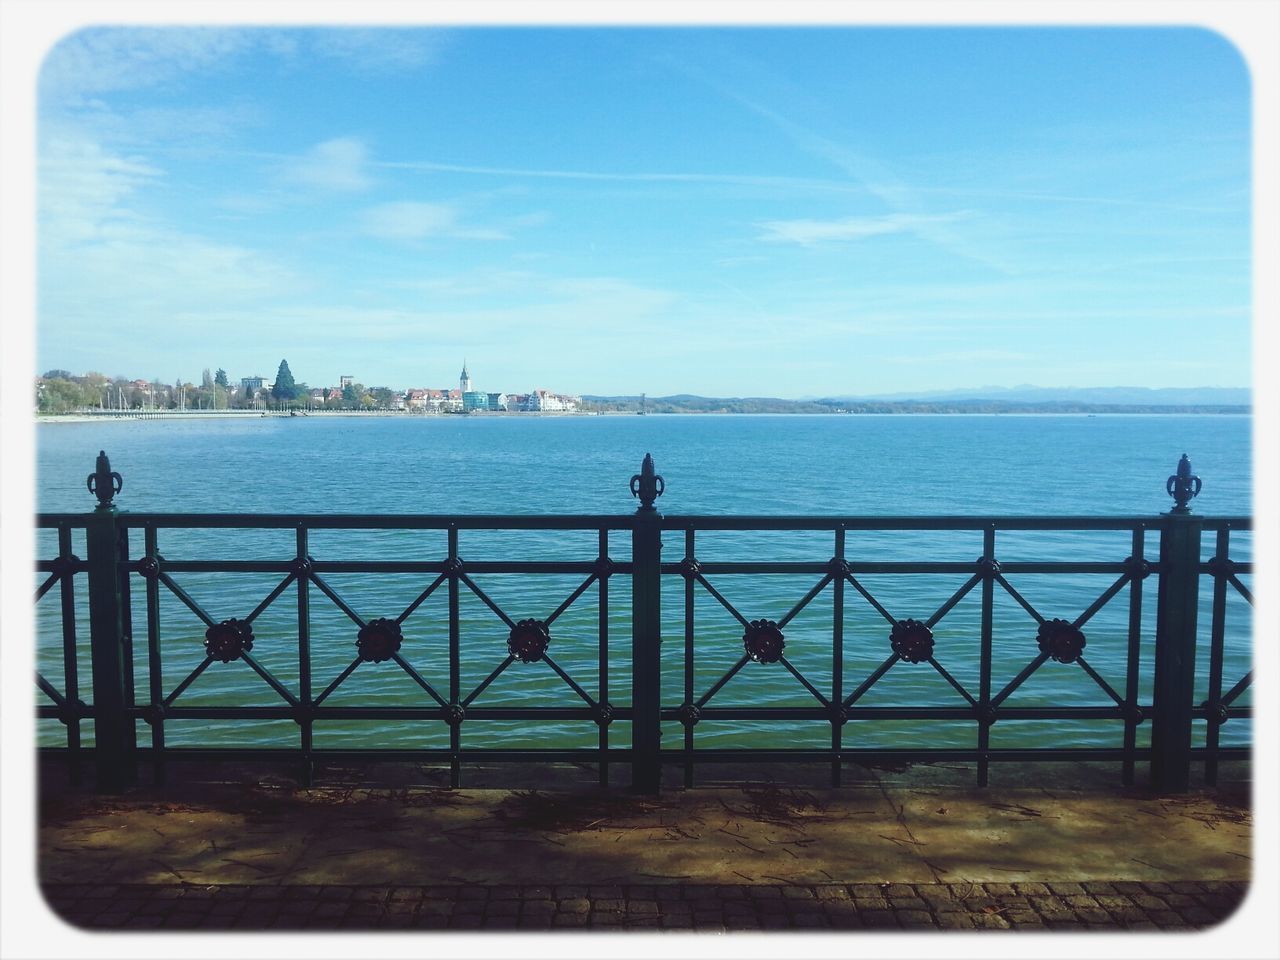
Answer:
[1150, 454, 1203, 793]
[85, 451, 136, 792]
[630, 453, 665, 793]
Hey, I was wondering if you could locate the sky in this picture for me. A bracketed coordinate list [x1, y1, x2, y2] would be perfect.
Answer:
[34, 25, 1252, 398]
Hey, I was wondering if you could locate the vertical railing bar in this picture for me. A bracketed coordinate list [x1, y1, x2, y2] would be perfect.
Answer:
[57, 526, 82, 784]
[598, 528, 609, 787]
[145, 526, 164, 785]
[1122, 527, 1144, 786]
[832, 526, 845, 787]
[117, 525, 136, 764]
[684, 528, 695, 789]
[1205, 527, 1229, 786]
[978, 526, 995, 787]
[448, 526, 461, 788]
[297, 527, 313, 788]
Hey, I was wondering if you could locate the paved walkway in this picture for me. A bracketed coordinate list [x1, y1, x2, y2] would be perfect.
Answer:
[43, 879, 1247, 931]
[37, 759, 1254, 933]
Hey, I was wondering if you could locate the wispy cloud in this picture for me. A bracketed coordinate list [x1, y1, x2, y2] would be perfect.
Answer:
[757, 212, 969, 246]
[40, 27, 443, 106]
[359, 200, 503, 241]
[309, 29, 445, 73]
[40, 28, 257, 103]
[293, 138, 373, 192]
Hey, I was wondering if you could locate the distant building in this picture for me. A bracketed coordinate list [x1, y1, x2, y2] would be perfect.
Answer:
[459, 361, 472, 395]
[462, 390, 489, 412]
[487, 392, 507, 411]
[240, 376, 265, 393]
[526, 389, 578, 412]
[339, 375, 354, 389]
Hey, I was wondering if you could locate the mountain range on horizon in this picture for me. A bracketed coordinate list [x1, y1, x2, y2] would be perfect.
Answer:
[814, 385, 1251, 406]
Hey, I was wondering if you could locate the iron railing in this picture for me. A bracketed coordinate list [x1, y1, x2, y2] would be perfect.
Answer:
[35, 451, 1252, 793]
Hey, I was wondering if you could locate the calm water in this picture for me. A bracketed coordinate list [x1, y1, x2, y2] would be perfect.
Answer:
[36, 414, 1253, 755]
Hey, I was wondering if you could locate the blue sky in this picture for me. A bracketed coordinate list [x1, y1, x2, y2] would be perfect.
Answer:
[36, 26, 1251, 398]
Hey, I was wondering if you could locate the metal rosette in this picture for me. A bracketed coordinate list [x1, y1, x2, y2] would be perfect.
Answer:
[357, 617, 403, 663]
[743, 619, 785, 664]
[1037, 618, 1086, 664]
[204, 618, 254, 662]
[508, 619, 550, 663]
[890, 619, 934, 664]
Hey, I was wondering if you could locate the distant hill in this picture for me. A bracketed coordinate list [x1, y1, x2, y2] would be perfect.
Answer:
[580, 391, 1250, 415]
[822, 385, 1251, 406]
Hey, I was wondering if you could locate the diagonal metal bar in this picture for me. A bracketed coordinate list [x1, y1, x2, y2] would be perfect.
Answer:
[843, 573, 897, 625]
[543, 654, 598, 709]
[925, 573, 982, 628]
[240, 651, 300, 707]
[313, 658, 362, 706]
[462, 655, 516, 707]
[244, 572, 298, 625]
[36, 672, 67, 707]
[308, 572, 366, 628]
[777, 573, 834, 629]
[929, 659, 978, 707]
[457, 572, 518, 630]
[693, 573, 751, 628]
[1228, 575, 1253, 606]
[391, 652, 447, 707]
[34, 572, 61, 604]
[843, 653, 900, 708]
[164, 656, 215, 706]
[545, 573, 598, 628]
[994, 574, 1046, 625]
[1221, 670, 1253, 707]
[695, 653, 752, 708]
[778, 655, 830, 707]
[990, 652, 1050, 709]
[1072, 574, 1131, 629]
[157, 572, 218, 628]
[1076, 656, 1125, 707]
[397, 570, 449, 624]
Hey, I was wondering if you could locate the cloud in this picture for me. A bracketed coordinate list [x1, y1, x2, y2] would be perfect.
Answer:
[358, 201, 531, 242]
[38, 134, 298, 366]
[40, 27, 255, 104]
[756, 212, 968, 246]
[294, 138, 373, 192]
[39, 27, 443, 107]
[308, 29, 445, 72]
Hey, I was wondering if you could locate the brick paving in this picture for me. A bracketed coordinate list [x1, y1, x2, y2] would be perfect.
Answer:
[41, 880, 1248, 932]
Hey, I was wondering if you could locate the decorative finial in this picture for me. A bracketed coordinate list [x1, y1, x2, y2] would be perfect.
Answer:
[1166, 453, 1202, 514]
[86, 450, 123, 508]
[629, 452, 665, 510]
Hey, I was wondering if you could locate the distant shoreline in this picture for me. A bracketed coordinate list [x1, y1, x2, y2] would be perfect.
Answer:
[35, 406, 1252, 424]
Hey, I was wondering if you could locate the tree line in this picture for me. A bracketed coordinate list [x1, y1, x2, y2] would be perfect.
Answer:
[36, 360, 400, 414]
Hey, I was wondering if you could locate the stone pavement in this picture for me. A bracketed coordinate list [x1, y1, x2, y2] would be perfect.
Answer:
[42, 879, 1248, 931]
[36, 759, 1255, 933]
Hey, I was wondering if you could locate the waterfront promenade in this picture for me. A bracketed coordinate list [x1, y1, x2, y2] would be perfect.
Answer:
[38, 758, 1252, 933]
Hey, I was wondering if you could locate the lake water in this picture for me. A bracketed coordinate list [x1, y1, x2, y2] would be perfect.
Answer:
[36, 413, 1253, 756]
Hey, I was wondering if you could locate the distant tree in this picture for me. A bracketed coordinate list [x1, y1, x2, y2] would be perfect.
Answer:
[214, 368, 229, 388]
[342, 382, 361, 404]
[42, 369, 73, 381]
[272, 359, 298, 400]
[201, 368, 214, 390]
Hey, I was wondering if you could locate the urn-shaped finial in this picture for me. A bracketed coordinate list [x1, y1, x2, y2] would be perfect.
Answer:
[629, 452, 665, 510]
[1166, 453, 1202, 514]
[86, 449, 123, 508]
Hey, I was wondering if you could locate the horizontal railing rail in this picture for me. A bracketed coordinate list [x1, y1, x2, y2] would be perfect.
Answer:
[35, 451, 1252, 793]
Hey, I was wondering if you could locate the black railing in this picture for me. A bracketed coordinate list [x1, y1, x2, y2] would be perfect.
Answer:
[35, 452, 1252, 794]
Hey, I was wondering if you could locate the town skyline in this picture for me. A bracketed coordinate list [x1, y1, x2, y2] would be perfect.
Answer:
[31, 25, 1252, 398]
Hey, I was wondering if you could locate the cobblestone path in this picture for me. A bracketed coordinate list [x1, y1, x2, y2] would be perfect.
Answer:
[43, 879, 1247, 932]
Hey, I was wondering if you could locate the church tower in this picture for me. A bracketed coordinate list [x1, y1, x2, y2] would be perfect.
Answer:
[459, 360, 472, 394]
